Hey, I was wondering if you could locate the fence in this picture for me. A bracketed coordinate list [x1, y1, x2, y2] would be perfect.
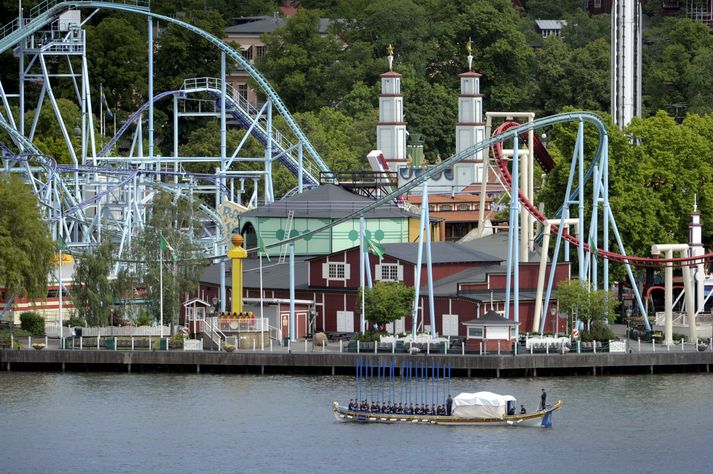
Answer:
[72, 326, 172, 337]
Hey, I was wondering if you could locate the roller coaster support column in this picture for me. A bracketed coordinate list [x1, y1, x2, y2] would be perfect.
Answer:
[651, 244, 696, 344]
[533, 219, 579, 332]
[219, 53, 228, 314]
[541, 125, 582, 334]
[298, 143, 303, 194]
[265, 100, 274, 204]
[289, 242, 296, 342]
[577, 120, 586, 283]
[360, 216, 365, 334]
[411, 181, 428, 337]
[602, 134, 610, 304]
[148, 18, 154, 170]
[424, 187, 436, 338]
[505, 136, 520, 329]
[607, 206, 649, 331]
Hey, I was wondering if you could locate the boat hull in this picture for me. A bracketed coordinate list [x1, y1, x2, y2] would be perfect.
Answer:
[331, 400, 562, 427]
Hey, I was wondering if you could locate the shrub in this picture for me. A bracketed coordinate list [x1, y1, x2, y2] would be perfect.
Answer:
[581, 320, 616, 343]
[135, 312, 152, 327]
[63, 317, 85, 327]
[354, 331, 384, 342]
[20, 312, 45, 335]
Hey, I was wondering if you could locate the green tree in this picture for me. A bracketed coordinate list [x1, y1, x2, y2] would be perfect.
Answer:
[70, 240, 116, 327]
[155, 9, 225, 92]
[359, 282, 414, 334]
[0, 175, 54, 300]
[127, 192, 208, 326]
[86, 16, 147, 113]
[643, 17, 713, 118]
[255, 9, 345, 112]
[556, 279, 618, 325]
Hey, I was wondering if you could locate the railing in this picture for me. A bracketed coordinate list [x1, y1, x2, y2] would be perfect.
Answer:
[76, 325, 171, 337]
[30, 0, 150, 18]
[202, 316, 226, 349]
[180, 77, 318, 181]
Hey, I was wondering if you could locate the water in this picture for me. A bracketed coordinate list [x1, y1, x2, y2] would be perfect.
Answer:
[1, 371, 711, 473]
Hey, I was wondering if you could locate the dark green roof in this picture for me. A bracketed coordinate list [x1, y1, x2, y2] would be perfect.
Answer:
[240, 184, 419, 220]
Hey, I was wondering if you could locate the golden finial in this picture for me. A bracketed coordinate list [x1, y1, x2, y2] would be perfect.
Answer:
[387, 44, 394, 56]
[466, 37, 473, 71]
[387, 44, 394, 71]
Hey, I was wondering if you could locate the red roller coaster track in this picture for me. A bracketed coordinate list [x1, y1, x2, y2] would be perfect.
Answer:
[491, 121, 711, 268]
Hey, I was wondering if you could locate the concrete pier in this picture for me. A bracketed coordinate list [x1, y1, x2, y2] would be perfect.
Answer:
[2, 349, 713, 377]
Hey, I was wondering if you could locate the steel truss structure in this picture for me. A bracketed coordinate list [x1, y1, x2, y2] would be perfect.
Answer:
[0, 0, 329, 266]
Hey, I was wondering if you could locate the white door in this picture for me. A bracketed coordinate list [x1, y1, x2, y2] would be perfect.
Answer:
[442, 314, 459, 336]
[336, 311, 354, 332]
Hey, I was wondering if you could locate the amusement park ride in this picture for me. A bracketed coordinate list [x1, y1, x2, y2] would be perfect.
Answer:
[2, 1, 713, 346]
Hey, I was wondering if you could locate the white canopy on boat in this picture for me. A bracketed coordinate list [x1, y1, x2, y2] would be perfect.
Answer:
[452, 391, 517, 419]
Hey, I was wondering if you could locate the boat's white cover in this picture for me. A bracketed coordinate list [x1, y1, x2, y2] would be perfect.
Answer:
[452, 391, 517, 419]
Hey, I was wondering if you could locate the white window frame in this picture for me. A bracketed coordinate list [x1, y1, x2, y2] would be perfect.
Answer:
[377, 263, 401, 282]
[328, 262, 346, 279]
[467, 326, 483, 338]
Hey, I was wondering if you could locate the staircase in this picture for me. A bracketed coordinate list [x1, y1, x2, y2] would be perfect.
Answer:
[200, 316, 226, 350]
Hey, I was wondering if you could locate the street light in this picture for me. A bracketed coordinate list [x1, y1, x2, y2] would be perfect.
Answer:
[626, 308, 632, 338]
[550, 306, 557, 337]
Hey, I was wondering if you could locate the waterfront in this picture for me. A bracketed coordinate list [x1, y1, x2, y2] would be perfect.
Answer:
[1, 372, 712, 473]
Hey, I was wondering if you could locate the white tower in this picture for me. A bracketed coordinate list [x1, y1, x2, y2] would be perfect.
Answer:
[377, 45, 407, 172]
[455, 39, 486, 188]
[689, 196, 705, 313]
[612, 0, 642, 129]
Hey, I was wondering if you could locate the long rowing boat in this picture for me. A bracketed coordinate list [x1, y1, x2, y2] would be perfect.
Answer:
[332, 399, 563, 427]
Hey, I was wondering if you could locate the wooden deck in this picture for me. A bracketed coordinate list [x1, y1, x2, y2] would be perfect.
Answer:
[2, 349, 713, 377]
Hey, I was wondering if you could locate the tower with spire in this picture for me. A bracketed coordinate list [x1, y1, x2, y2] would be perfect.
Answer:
[455, 38, 486, 187]
[376, 45, 408, 172]
[689, 195, 706, 313]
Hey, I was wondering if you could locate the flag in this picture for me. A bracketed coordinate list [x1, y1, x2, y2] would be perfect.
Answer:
[100, 86, 113, 118]
[160, 233, 176, 261]
[58, 237, 71, 254]
[364, 234, 385, 259]
[258, 235, 271, 262]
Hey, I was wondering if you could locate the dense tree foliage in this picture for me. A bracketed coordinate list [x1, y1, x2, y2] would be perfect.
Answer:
[126, 193, 208, 326]
[0, 175, 55, 300]
[360, 282, 414, 333]
[70, 240, 125, 327]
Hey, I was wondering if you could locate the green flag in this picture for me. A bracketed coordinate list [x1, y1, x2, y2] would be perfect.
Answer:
[365, 234, 385, 259]
[160, 233, 177, 261]
[58, 237, 71, 254]
[258, 235, 271, 262]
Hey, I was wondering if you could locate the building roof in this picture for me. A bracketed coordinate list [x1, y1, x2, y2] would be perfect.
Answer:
[225, 16, 331, 35]
[535, 19, 567, 31]
[458, 231, 542, 262]
[381, 242, 500, 265]
[200, 257, 311, 291]
[239, 184, 420, 220]
[419, 263, 503, 297]
[463, 310, 519, 326]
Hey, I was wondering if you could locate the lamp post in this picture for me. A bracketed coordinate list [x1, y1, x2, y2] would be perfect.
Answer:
[550, 305, 557, 337]
[626, 308, 632, 338]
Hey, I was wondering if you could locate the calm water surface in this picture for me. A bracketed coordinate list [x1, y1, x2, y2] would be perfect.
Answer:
[0, 371, 711, 473]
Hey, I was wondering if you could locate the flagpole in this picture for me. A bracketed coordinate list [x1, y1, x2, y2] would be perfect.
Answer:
[159, 234, 163, 338]
[58, 244, 63, 345]
[99, 83, 103, 136]
[259, 250, 264, 350]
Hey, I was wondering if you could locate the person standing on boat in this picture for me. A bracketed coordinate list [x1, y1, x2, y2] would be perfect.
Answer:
[446, 394, 453, 416]
[520, 404, 527, 414]
[540, 389, 547, 410]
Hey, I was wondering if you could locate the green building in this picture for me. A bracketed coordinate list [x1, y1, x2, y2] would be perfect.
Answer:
[239, 184, 438, 256]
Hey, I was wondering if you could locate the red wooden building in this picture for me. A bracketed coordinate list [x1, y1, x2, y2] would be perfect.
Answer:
[198, 237, 571, 338]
